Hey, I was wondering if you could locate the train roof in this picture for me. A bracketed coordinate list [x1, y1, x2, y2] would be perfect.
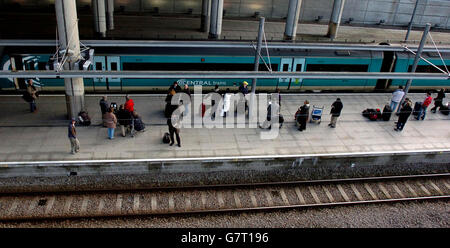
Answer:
[395, 51, 450, 60]
[3, 46, 383, 58]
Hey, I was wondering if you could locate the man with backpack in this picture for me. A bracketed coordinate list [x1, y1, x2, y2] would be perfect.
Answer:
[430, 88, 446, 113]
[394, 100, 413, 131]
[68, 118, 80, 154]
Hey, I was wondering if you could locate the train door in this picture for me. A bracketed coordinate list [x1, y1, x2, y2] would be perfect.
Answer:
[292, 58, 305, 89]
[279, 58, 292, 88]
[93, 56, 107, 91]
[278, 58, 305, 90]
[106, 56, 121, 91]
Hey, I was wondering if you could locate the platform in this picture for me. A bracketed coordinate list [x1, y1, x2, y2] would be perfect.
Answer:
[0, 93, 448, 163]
[0, 13, 450, 44]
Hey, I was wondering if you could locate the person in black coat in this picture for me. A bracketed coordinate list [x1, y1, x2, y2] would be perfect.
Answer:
[394, 100, 413, 131]
[168, 81, 182, 93]
[100, 96, 109, 127]
[117, 104, 132, 136]
[430, 88, 446, 113]
[329, 98, 343, 128]
[131, 111, 146, 137]
[296, 100, 310, 132]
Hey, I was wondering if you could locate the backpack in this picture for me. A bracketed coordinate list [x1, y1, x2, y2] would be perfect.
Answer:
[78, 111, 91, 126]
[163, 132, 171, 143]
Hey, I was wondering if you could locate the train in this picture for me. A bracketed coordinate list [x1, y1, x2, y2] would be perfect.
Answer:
[1, 44, 449, 92]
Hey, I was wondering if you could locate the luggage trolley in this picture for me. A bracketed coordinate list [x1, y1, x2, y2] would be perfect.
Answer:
[310, 105, 324, 124]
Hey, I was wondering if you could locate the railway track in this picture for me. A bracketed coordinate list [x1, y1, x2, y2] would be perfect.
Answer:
[0, 174, 449, 221]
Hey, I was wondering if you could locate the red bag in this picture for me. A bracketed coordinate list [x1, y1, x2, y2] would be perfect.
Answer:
[201, 103, 206, 117]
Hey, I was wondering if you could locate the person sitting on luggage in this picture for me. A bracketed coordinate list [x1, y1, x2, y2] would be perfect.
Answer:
[131, 111, 146, 137]
[117, 105, 132, 137]
[416, 92, 432, 120]
[395, 100, 413, 131]
[430, 88, 446, 113]
[390, 86, 405, 112]
[77, 110, 91, 126]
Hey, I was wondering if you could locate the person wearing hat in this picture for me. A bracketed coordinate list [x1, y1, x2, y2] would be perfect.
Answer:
[239, 81, 249, 95]
[68, 118, 80, 154]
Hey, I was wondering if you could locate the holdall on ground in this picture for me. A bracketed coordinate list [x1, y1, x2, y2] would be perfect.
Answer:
[382, 105, 392, 121]
[163, 132, 171, 143]
[369, 112, 378, 121]
[413, 102, 421, 116]
[440, 104, 450, 115]
[362, 108, 376, 118]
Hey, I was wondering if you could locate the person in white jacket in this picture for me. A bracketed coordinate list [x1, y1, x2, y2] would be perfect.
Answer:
[390, 86, 405, 112]
[221, 88, 232, 117]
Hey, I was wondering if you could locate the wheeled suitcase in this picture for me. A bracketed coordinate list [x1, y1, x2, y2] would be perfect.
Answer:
[413, 102, 421, 116]
[382, 105, 392, 121]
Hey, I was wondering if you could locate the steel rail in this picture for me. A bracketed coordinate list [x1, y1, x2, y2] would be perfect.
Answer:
[1, 70, 449, 80]
[1, 39, 450, 52]
[0, 173, 448, 221]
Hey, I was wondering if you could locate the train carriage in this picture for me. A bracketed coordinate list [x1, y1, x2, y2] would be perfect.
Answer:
[0, 44, 448, 92]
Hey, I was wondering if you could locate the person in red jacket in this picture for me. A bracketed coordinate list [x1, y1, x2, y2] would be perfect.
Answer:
[124, 95, 134, 113]
[416, 92, 432, 120]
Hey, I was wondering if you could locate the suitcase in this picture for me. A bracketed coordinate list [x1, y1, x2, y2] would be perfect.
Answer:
[382, 105, 392, 121]
[413, 102, 421, 116]
[440, 105, 450, 116]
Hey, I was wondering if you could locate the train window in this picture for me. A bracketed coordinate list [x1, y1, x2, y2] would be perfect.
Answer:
[95, 62, 102, 70]
[409, 65, 449, 73]
[306, 64, 369, 72]
[295, 64, 302, 71]
[38, 62, 47, 70]
[282, 64, 289, 71]
[122, 62, 259, 71]
[111, 62, 117, 71]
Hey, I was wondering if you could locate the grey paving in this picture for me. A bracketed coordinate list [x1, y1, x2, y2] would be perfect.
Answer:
[0, 93, 448, 162]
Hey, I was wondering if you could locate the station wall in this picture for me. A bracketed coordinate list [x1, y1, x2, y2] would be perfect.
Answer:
[1, 0, 449, 29]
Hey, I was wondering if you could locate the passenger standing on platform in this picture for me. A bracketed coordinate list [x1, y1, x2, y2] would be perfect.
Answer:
[68, 118, 80, 154]
[183, 84, 191, 116]
[276, 88, 281, 108]
[124, 95, 134, 113]
[221, 88, 232, 117]
[394, 100, 412, 131]
[117, 104, 132, 137]
[100, 96, 109, 127]
[431, 88, 446, 113]
[329, 98, 343, 128]
[211, 85, 220, 119]
[296, 100, 310, 132]
[390, 86, 405, 112]
[27, 79, 39, 113]
[416, 92, 433, 120]
[167, 105, 181, 147]
[105, 107, 117, 139]
[169, 82, 182, 93]
[239, 81, 249, 95]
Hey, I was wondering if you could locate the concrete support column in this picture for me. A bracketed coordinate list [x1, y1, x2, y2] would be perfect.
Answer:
[201, 0, 211, 33]
[208, 0, 223, 39]
[55, 0, 85, 119]
[284, 0, 302, 41]
[92, 0, 107, 37]
[327, 0, 346, 40]
[106, 0, 114, 30]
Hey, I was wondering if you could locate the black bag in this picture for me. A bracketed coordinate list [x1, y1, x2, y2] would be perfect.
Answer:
[362, 108, 375, 118]
[440, 104, 449, 115]
[22, 92, 32, 102]
[163, 132, 171, 143]
[413, 102, 421, 116]
[382, 105, 392, 121]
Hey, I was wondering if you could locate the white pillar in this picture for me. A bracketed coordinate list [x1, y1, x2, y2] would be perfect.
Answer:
[284, 0, 302, 40]
[201, 0, 211, 33]
[55, 0, 85, 119]
[106, 0, 114, 30]
[209, 0, 223, 39]
[92, 0, 107, 37]
[327, 0, 346, 40]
